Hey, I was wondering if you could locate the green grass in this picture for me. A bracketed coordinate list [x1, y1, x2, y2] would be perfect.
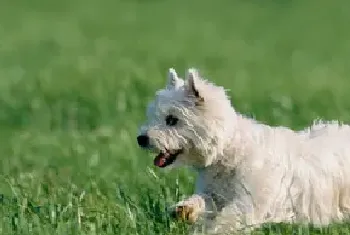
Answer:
[0, 0, 350, 234]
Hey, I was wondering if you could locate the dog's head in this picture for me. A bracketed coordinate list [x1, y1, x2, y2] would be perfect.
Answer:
[137, 68, 235, 169]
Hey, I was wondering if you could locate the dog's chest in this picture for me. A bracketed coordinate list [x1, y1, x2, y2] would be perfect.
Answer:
[196, 165, 239, 210]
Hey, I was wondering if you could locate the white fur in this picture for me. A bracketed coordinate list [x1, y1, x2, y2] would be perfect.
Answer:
[138, 68, 350, 234]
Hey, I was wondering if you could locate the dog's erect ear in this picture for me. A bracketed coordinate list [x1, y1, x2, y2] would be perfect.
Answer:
[166, 68, 184, 90]
[186, 68, 204, 104]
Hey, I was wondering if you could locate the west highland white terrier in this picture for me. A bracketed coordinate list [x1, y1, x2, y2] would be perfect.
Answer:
[137, 68, 350, 234]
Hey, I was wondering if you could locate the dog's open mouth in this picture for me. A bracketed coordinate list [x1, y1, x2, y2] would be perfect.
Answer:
[154, 149, 182, 168]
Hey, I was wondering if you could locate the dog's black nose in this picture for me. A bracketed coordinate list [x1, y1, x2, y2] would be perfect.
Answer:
[137, 135, 149, 148]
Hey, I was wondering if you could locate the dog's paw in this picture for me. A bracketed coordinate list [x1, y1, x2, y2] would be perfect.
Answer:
[170, 204, 198, 224]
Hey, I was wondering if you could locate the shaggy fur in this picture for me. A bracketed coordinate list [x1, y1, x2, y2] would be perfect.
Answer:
[137, 68, 350, 234]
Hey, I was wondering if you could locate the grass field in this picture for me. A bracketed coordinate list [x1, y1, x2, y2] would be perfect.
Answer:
[1, 0, 350, 234]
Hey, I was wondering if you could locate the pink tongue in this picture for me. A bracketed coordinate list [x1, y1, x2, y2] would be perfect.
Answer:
[154, 153, 168, 167]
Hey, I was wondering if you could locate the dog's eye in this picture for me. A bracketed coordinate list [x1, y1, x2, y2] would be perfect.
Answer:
[165, 115, 178, 126]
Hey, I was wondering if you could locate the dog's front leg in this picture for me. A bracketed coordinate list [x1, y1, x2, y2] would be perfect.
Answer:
[170, 194, 206, 224]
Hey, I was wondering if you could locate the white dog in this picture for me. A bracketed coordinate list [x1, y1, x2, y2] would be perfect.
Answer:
[137, 68, 350, 234]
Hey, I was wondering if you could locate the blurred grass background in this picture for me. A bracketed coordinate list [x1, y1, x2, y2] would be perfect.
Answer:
[0, 0, 350, 234]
